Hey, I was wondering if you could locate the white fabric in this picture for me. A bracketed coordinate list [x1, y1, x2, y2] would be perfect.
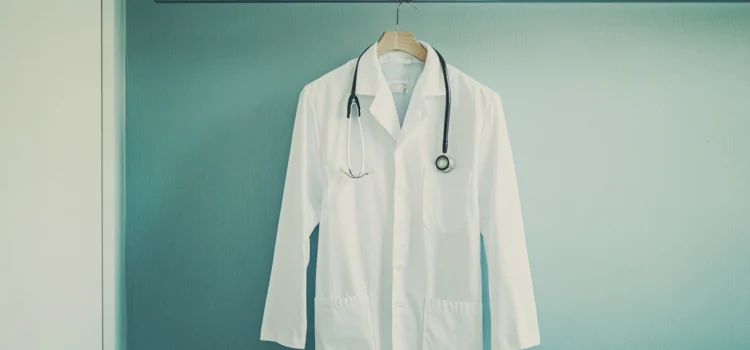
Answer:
[260, 41, 540, 350]
[378, 51, 424, 126]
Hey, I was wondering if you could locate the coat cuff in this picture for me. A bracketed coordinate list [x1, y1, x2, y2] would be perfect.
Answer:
[494, 333, 541, 350]
[260, 330, 306, 349]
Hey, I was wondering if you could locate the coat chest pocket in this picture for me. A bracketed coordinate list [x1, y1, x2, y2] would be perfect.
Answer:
[322, 167, 379, 224]
[422, 166, 472, 235]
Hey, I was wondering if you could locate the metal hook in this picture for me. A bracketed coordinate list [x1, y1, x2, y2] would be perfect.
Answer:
[396, 0, 418, 31]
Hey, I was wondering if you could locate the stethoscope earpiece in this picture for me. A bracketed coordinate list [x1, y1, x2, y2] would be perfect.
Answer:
[435, 154, 454, 173]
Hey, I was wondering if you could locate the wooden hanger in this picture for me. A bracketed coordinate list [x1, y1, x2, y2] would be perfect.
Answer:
[376, 1, 427, 62]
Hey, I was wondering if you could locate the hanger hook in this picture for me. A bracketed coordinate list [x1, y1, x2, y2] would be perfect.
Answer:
[396, 0, 418, 31]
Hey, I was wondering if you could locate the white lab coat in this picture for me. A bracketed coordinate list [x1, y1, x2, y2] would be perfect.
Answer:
[260, 41, 540, 350]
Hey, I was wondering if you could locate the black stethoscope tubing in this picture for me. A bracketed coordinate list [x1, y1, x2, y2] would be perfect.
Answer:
[348, 44, 454, 173]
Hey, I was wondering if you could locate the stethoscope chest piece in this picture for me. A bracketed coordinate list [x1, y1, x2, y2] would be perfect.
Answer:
[435, 154, 454, 173]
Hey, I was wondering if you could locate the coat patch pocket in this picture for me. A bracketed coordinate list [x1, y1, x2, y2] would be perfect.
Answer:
[314, 294, 377, 350]
[322, 167, 381, 228]
[422, 298, 482, 350]
[422, 166, 472, 234]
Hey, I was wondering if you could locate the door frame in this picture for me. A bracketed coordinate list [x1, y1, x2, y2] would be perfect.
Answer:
[102, 0, 126, 349]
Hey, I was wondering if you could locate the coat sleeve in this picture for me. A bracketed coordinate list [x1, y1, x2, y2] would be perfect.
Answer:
[260, 85, 324, 349]
[478, 91, 540, 350]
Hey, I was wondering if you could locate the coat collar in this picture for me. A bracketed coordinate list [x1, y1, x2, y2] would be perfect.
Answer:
[354, 40, 446, 97]
[352, 40, 447, 143]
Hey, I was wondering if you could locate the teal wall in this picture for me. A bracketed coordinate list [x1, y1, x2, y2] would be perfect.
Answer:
[126, 1, 750, 349]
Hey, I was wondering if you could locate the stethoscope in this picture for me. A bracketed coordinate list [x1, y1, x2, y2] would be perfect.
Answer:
[344, 44, 454, 179]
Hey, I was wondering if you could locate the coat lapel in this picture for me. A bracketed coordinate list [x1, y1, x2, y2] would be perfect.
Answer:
[352, 40, 448, 145]
[368, 84, 401, 142]
[396, 42, 446, 146]
[354, 44, 400, 142]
